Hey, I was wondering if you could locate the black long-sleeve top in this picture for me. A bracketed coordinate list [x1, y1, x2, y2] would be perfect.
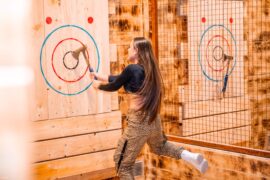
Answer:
[98, 64, 145, 93]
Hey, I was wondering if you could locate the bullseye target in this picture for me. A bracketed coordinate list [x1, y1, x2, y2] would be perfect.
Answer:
[198, 24, 237, 82]
[40, 24, 100, 96]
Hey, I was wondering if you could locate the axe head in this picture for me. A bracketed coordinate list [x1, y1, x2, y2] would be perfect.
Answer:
[223, 54, 233, 61]
[72, 45, 87, 60]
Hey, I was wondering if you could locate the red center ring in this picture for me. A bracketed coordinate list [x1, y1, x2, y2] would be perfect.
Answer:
[51, 38, 89, 83]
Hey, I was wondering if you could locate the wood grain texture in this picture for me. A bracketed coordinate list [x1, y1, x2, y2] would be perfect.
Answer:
[41, 0, 111, 119]
[144, 142, 270, 180]
[31, 0, 49, 121]
[32, 110, 121, 141]
[245, 0, 270, 149]
[33, 130, 121, 162]
[33, 149, 115, 180]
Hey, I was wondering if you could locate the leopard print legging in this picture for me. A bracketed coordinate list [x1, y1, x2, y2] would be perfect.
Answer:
[114, 109, 184, 180]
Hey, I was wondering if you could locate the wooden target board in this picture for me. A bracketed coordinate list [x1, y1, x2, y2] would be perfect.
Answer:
[181, 0, 249, 145]
[188, 0, 244, 101]
[34, 0, 111, 120]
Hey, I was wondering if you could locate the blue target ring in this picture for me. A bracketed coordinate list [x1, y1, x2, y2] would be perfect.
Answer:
[40, 24, 100, 96]
[198, 24, 237, 82]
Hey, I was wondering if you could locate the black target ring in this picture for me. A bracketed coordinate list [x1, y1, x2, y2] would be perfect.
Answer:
[198, 24, 237, 82]
[63, 51, 79, 70]
[212, 45, 224, 62]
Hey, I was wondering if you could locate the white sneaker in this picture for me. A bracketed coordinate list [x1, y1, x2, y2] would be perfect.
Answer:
[196, 159, 208, 174]
[181, 150, 208, 173]
[181, 150, 203, 164]
[192, 153, 204, 164]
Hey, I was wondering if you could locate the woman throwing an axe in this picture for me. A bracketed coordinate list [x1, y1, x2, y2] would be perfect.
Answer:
[90, 37, 208, 179]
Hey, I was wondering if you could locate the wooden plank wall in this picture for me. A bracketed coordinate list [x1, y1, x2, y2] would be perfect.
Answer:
[109, 0, 149, 120]
[144, 141, 270, 179]
[154, 0, 182, 136]
[32, 111, 121, 179]
[30, 0, 122, 179]
[245, 0, 270, 150]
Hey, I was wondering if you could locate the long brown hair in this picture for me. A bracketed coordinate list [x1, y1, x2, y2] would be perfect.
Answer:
[133, 37, 164, 124]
